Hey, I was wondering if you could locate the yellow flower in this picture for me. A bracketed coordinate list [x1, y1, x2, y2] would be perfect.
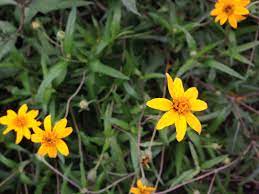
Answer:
[146, 73, 208, 142]
[210, 0, 250, 28]
[0, 104, 41, 144]
[31, 115, 72, 158]
[130, 179, 156, 194]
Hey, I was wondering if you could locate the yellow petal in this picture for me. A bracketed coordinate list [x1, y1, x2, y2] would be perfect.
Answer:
[166, 73, 174, 99]
[31, 134, 43, 143]
[18, 104, 28, 115]
[7, 110, 17, 118]
[190, 99, 208, 111]
[156, 110, 177, 130]
[38, 145, 48, 156]
[130, 187, 141, 194]
[15, 131, 23, 144]
[53, 118, 67, 132]
[146, 98, 173, 111]
[175, 115, 187, 142]
[56, 127, 73, 138]
[3, 127, 13, 135]
[210, 8, 221, 16]
[0, 116, 7, 125]
[32, 126, 44, 134]
[184, 87, 198, 100]
[215, 15, 221, 22]
[234, 6, 249, 15]
[137, 179, 144, 189]
[44, 115, 52, 132]
[220, 15, 228, 25]
[228, 15, 238, 28]
[56, 139, 69, 156]
[23, 128, 31, 139]
[172, 77, 184, 98]
[48, 146, 57, 158]
[185, 113, 202, 134]
[26, 110, 39, 119]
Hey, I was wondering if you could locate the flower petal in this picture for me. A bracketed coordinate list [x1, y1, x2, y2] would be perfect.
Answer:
[190, 99, 208, 111]
[228, 15, 237, 28]
[156, 110, 177, 130]
[44, 115, 52, 132]
[38, 145, 48, 156]
[23, 128, 31, 139]
[18, 104, 28, 115]
[53, 118, 67, 132]
[184, 87, 198, 100]
[56, 127, 73, 138]
[172, 77, 184, 98]
[234, 6, 249, 15]
[3, 127, 13, 135]
[130, 187, 141, 194]
[15, 131, 23, 144]
[7, 110, 17, 118]
[146, 98, 173, 111]
[185, 112, 202, 134]
[210, 8, 221, 16]
[137, 179, 144, 189]
[220, 15, 228, 25]
[0, 116, 10, 125]
[32, 126, 44, 134]
[175, 115, 187, 142]
[56, 139, 69, 156]
[166, 73, 174, 99]
[31, 134, 43, 143]
[48, 146, 57, 158]
[26, 110, 39, 119]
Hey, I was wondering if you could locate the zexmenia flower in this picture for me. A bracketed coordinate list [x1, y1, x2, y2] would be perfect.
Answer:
[146, 73, 208, 142]
[130, 179, 156, 194]
[0, 104, 41, 144]
[210, 0, 250, 29]
[31, 115, 72, 158]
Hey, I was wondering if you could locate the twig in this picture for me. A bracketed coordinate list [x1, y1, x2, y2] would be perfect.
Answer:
[82, 173, 136, 194]
[55, 161, 60, 194]
[207, 173, 216, 194]
[65, 71, 86, 118]
[38, 156, 82, 190]
[155, 147, 165, 188]
[0, 171, 17, 188]
[17, 5, 25, 33]
[154, 143, 252, 194]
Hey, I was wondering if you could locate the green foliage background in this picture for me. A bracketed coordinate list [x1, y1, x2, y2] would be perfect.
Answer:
[0, 0, 259, 193]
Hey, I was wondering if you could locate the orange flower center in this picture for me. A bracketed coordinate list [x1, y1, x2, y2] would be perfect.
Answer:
[172, 98, 190, 114]
[42, 132, 57, 146]
[223, 4, 234, 15]
[13, 116, 28, 128]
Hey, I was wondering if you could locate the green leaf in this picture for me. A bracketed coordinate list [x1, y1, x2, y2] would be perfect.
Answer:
[175, 142, 186, 175]
[64, 6, 77, 56]
[121, 0, 140, 16]
[201, 155, 228, 169]
[0, 0, 16, 6]
[205, 60, 245, 80]
[36, 61, 68, 102]
[189, 142, 199, 168]
[90, 60, 129, 80]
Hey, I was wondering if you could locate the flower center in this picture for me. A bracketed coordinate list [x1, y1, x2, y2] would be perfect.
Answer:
[223, 4, 234, 15]
[42, 132, 57, 146]
[172, 98, 190, 114]
[13, 116, 28, 128]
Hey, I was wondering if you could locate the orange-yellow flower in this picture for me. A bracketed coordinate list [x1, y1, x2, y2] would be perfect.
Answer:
[31, 115, 72, 158]
[130, 179, 156, 194]
[146, 73, 208, 142]
[210, 0, 250, 28]
[0, 104, 41, 144]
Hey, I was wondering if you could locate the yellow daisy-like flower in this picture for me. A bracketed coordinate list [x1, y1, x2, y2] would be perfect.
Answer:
[210, 0, 250, 28]
[130, 179, 156, 194]
[0, 104, 41, 144]
[31, 115, 73, 158]
[146, 73, 208, 142]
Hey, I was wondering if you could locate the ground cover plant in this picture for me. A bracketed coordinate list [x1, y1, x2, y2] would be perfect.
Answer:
[0, 0, 259, 193]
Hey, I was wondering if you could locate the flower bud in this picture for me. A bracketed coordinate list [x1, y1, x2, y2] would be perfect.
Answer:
[56, 30, 65, 41]
[31, 21, 41, 30]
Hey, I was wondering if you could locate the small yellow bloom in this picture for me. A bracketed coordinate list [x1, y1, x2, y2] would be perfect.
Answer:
[210, 0, 250, 28]
[146, 73, 208, 142]
[31, 115, 72, 158]
[0, 104, 41, 144]
[130, 179, 156, 194]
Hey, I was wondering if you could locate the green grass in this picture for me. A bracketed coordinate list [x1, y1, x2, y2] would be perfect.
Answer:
[0, 0, 259, 193]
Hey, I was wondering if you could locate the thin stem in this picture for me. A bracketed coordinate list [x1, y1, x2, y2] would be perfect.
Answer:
[0, 170, 17, 188]
[207, 173, 216, 194]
